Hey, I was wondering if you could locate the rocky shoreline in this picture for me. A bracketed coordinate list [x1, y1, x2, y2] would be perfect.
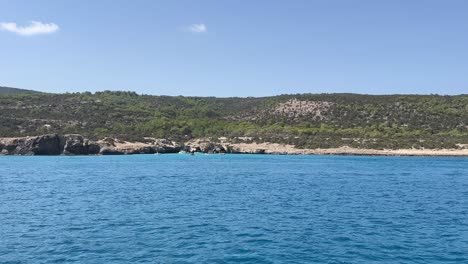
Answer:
[1, 134, 467, 156]
[0, 134, 183, 155]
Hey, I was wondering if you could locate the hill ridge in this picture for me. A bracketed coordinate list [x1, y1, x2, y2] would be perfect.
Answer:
[0, 86, 41, 94]
[0, 91, 466, 149]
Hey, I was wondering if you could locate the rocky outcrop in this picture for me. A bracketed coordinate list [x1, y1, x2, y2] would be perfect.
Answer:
[97, 137, 182, 155]
[63, 134, 100, 155]
[0, 134, 100, 155]
[99, 146, 125, 155]
[96, 138, 123, 155]
[31, 134, 65, 155]
[184, 138, 233, 153]
[0, 135, 301, 156]
[0, 134, 64, 155]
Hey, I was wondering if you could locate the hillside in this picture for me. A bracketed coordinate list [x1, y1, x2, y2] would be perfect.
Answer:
[0, 91, 467, 149]
[0, 86, 41, 94]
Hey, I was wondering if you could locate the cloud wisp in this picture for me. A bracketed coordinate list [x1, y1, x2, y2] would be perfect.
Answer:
[188, 23, 207, 33]
[0, 21, 59, 36]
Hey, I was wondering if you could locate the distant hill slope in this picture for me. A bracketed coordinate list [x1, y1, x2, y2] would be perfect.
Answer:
[0, 91, 467, 149]
[0, 86, 41, 94]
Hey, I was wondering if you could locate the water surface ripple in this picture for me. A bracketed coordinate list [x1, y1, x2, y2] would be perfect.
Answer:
[1, 155, 467, 263]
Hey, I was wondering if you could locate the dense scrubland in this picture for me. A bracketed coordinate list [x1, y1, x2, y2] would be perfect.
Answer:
[0, 87, 467, 149]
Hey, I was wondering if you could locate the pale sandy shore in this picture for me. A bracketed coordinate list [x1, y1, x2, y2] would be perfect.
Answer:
[230, 143, 468, 156]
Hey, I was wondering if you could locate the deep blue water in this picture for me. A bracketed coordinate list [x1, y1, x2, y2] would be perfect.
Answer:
[1, 154, 467, 263]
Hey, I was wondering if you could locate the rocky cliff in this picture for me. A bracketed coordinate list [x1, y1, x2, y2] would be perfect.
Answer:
[1, 134, 467, 156]
[0, 134, 98, 155]
[0, 135, 244, 155]
[0, 134, 180, 155]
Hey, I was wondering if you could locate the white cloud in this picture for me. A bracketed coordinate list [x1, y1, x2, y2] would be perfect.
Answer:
[0, 21, 59, 36]
[188, 23, 207, 33]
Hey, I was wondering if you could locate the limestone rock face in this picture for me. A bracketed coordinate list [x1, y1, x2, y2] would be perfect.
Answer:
[0, 141, 11, 155]
[0, 134, 185, 155]
[63, 134, 100, 155]
[99, 147, 125, 155]
[0, 139, 17, 155]
[0, 134, 64, 155]
[184, 138, 230, 153]
[143, 138, 182, 154]
[254, 149, 266, 154]
[103, 138, 182, 155]
[0, 134, 100, 155]
[96, 138, 122, 155]
[30, 134, 65, 155]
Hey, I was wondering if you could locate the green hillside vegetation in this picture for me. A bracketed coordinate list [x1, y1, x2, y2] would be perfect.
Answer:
[0, 91, 467, 149]
[0, 86, 42, 94]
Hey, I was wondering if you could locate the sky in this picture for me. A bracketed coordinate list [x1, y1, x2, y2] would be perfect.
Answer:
[0, 0, 467, 96]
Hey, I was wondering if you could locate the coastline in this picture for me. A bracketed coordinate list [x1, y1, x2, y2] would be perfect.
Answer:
[1, 134, 467, 157]
[109, 139, 468, 157]
[229, 143, 468, 157]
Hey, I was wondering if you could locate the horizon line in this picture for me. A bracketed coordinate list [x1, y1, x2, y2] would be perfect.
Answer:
[1, 85, 467, 98]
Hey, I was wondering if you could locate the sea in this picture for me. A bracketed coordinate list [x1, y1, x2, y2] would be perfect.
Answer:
[1, 154, 467, 263]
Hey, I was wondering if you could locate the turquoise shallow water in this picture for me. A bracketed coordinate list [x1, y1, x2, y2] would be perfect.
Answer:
[0, 154, 467, 263]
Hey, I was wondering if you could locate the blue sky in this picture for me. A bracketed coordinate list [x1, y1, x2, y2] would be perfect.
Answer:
[0, 0, 467, 96]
